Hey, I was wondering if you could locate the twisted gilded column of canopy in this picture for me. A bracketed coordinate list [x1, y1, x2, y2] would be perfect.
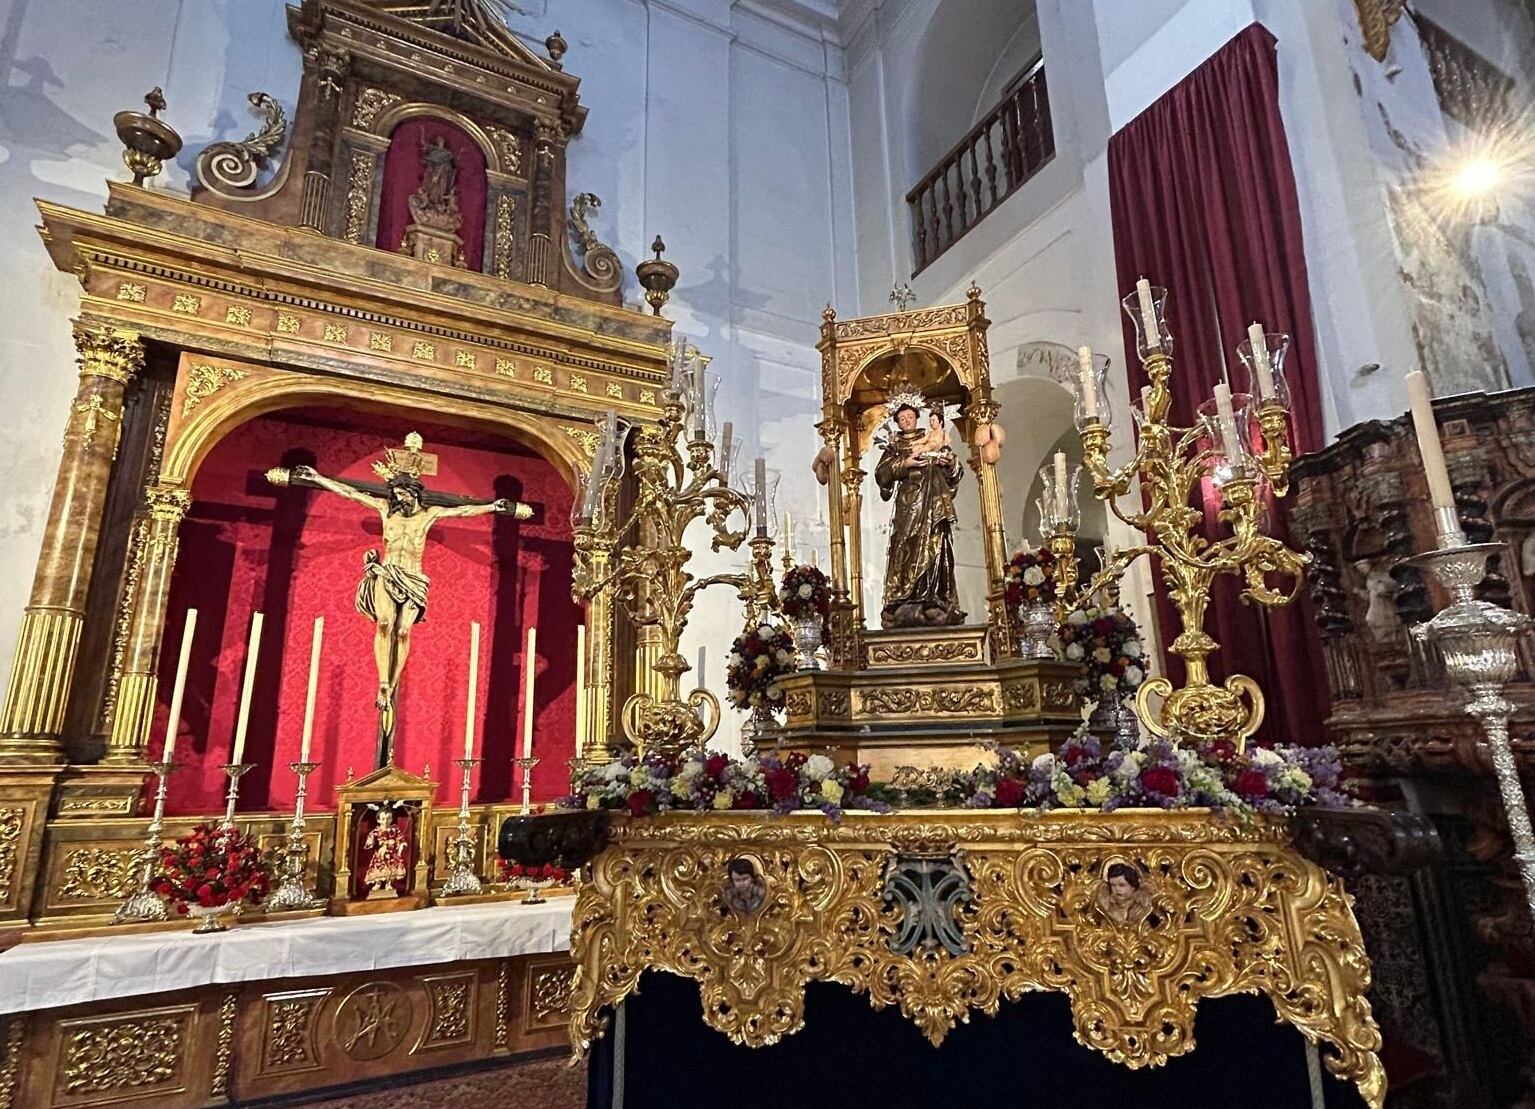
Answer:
[0, 323, 144, 764]
[104, 484, 191, 764]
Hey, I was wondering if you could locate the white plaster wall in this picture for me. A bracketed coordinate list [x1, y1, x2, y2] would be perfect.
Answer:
[0, 0, 856, 757]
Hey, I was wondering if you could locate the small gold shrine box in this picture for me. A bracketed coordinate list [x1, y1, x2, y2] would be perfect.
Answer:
[331, 766, 437, 915]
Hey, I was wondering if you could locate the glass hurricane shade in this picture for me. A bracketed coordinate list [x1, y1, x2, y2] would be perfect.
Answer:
[1120, 284, 1173, 360]
[1235, 331, 1291, 410]
[1195, 392, 1257, 486]
[1037, 462, 1082, 534]
[1053, 351, 1115, 432]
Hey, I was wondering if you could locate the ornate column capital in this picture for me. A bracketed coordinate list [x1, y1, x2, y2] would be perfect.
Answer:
[144, 484, 191, 523]
[71, 322, 144, 385]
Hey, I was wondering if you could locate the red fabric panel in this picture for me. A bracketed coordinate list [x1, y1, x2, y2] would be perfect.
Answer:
[375, 116, 488, 272]
[149, 406, 578, 814]
[1106, 23, 1331, 746]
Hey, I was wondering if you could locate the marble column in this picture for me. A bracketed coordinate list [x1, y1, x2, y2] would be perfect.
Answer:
[104, 484, 190, 765]
[300, 45, 350, 233]
[0, 323, 143, 764]
[525, 121, 560, 287]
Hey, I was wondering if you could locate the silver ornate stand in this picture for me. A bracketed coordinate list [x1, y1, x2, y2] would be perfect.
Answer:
[1409, 510, 1535, 926]
[266, 760, 321, 912]
[440, 756, 484, 897]
[515, 755, 541, 815]
[112, 759, 180, 924]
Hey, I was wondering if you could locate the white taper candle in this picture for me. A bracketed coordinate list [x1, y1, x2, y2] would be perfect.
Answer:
[161, 609, 197, 761]
[1213, 383, 1241, 460]
[1405, 371, 1456, 510]
[1247, 322, 1274, 399]
[1136, 279, 1161, 351]
[231, 611, 263, 765]
[521, 626, 537, 760]
[1053, 451, 1068, 519]
[299, 615, 323, 763]
[575, 622, 587, 751]
[463, 621, 480, 760]
[1077, 345, 1098, 418]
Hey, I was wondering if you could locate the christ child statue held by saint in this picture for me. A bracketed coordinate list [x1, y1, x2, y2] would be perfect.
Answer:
[913, 409, 953, 460]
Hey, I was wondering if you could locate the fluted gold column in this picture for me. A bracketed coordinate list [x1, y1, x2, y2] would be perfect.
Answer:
[819, 415, 857, 670]
[104, 484, 190, 764]
[0, 323, 143, 764]
[583, 545, 616, 761]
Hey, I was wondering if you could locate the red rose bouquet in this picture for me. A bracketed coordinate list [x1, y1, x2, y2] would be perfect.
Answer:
[780, 564, 832, 627]
[1004, 547, 1058, 610]
[497, 859, 571, 885]
[151, 823, 270, 914]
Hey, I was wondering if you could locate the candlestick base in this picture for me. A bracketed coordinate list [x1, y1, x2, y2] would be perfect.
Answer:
[112, 759, 181, 925]
[439, 756, 485, 897]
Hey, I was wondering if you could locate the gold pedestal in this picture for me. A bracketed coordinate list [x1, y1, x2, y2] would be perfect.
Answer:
[774, 625, 1081, 776]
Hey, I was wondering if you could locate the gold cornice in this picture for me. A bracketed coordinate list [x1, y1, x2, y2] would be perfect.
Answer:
[38, 189, 668, 363]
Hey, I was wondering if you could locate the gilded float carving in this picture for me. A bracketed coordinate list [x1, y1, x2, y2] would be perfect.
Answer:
[59, 1009, 188, 1097]
[867, 640, 980, 666]
[58, 846, 139, 901]
[262, 990, 327, 1071]
[530, 965, 576, 1027]
[184, 361, 249, 414]
[568, 812, 1385, 1109]
[417, 974, 474, 1049]
[0, 808, 21, 904]
[858, 686, 998, 717]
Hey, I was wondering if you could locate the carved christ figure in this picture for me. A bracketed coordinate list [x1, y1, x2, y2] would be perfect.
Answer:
[270, 434, 530, 765]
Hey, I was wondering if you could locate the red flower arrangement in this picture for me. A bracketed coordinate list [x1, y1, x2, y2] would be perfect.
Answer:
[780, 564, 832, 627]
[150, 823, 270, 914]
[497, 859, 571, 885]
[1004, 547, 1058, 609]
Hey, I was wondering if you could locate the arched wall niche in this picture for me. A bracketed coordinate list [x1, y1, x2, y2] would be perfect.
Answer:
[155, 393, 585, 820]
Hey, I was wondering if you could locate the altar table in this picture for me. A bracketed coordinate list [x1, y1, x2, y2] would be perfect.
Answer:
[0, 898, 576, 1107]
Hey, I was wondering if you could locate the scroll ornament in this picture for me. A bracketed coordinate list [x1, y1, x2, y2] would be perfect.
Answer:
[567, 192, 622, 292]
[196, 92, 288, 194]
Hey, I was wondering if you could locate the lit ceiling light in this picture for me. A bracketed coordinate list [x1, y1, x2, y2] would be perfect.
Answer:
[1454, 156, 1502, 197]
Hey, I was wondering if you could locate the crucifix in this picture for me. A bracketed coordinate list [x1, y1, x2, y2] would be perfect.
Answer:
[267, 433, 533, 768]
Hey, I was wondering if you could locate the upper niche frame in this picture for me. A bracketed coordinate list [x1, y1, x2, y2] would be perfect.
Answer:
[194, 0, 619, 303]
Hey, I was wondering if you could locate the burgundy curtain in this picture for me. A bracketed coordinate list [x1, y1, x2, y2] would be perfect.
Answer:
[1107, 23, 1330, 747]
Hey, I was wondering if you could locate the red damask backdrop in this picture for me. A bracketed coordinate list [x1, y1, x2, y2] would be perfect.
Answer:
[376, 116, 489, 271]
[149, 405, 579, 814]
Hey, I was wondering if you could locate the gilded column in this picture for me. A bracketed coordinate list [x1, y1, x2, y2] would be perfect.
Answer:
[104, 484, 190, 764]
[966, 394, 1016, 660]
[842, 464, 866, 634]
[583, 547, 616, 761]
[0, 324, 142, 764]
[526, 121, 560, 287]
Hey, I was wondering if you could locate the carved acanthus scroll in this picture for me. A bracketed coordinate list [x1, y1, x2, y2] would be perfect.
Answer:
[565, 192, 621, 293]
[196, 92, 288, 196]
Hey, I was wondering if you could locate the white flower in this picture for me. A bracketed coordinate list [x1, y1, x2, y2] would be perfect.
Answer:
[821, 779, 844, 804]
[1087, 777, 1112, 805]
[1277, 766, 1313, 793]
[1125, 665, 1144, 685]
[1123, 639, 1143, 658]
[804, 754, 835, 780]
[754, 655, 769, 671]
[1099, 673, 1118, 692]
[775, 649, 793, 665]
[798, 583, 814, 598]
[757, 625, 773, 639]
[670, 777, 693, 799]
[678, 761, 703, 780]
[1111, 757, 1141, 783]
[1031, 753, 1055, 771]
[597, 762, 627, 782]
[586, 793, 601, 810]
[1176, 748, 1200, 772]
[728, 652, 744, 667]
[1067, 609, 1090, 626]
[1251, 747, 1283, 768]
[1092, 647, 1112, 664]
[1065, 643, 1085, 661]
[1022, 566, 1045, 586]
[713, 790, 734, 809]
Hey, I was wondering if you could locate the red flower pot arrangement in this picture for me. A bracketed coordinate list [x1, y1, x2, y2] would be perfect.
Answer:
[151, 822, 270, 931]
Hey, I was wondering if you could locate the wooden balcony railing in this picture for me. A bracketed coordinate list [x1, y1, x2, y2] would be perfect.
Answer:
[906, 61, 1054, 274]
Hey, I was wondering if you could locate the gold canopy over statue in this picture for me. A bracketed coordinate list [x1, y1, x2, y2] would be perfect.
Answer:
[777, 286, 1081, 774]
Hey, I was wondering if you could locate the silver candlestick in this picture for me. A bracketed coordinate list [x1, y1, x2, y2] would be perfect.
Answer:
[515, 755, 541, 814]
[440, 757, 484, 897]
[113, 759, 180, 924]
[266, 760, 321, 912]
[1409, 516, 1535, 927]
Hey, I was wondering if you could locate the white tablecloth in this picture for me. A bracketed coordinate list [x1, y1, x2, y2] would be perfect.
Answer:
[0, 897, 573, 1015]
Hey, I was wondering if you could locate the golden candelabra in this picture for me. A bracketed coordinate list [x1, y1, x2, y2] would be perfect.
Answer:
[1066, 284, 1308, 748]
[571, 344, 776, 758]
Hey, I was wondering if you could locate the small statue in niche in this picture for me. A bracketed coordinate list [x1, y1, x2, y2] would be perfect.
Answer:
[401, 135, 468, 267]
[363, 801, 409, 899]
[1354, 560, 1402, 645]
